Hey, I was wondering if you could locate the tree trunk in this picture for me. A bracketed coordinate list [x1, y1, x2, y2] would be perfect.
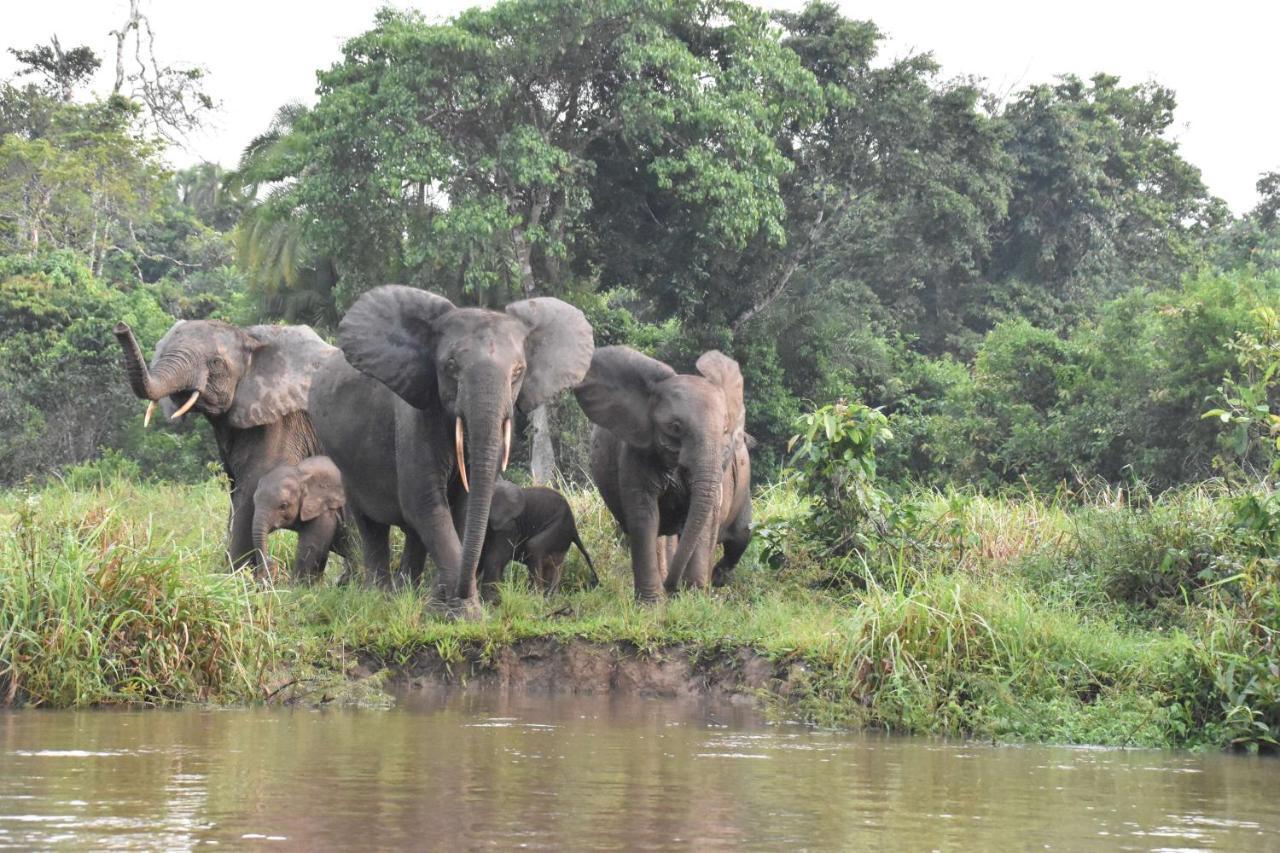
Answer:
[529, 405, 555, 485]
[512, 221, 558, 484]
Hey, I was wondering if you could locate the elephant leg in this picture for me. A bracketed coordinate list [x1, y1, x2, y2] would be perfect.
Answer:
[404, 499, 462, 605]
[538, 551, 568, 595]
[713, 513, 751, 588]
[399, 528, 428, 588]
[295, 513, 338, 585]
[330, 520, 357, 586]
[524, 527, 568, 594]
[478, 541, 511, 603]
[353, 513, 393, 589]
[227, 493, 261, 575]
[623, 499, 662, 603]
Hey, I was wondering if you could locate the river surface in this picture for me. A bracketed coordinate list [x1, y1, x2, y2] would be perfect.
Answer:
[0, 689, 1276, 850]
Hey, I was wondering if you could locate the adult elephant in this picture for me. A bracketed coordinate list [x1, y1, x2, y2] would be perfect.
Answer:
[309, 285, 593, 615]
[114, 319, 336, 576]
[575, 346, 752, 602]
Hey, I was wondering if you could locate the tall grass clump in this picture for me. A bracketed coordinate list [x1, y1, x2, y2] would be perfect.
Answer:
[0, 482, 276, 706]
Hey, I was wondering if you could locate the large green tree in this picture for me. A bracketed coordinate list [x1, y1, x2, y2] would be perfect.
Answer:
[989, 74, 1225, 308]
[245, 0, 821, 478]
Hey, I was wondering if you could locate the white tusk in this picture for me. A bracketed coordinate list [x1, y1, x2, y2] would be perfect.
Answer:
[170, 391, 200, 420]
[455, 417, 470, 493]
[501, 418, 512, 472]
[143, 401, 156, 428]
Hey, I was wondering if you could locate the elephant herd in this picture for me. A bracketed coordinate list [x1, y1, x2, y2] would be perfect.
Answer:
[114, 285, 752, 616]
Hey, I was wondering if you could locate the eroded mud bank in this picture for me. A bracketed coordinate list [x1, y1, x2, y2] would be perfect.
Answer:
[356, 639, 813, 705]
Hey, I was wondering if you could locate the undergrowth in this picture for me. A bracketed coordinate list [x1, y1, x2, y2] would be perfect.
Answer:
[1, 475, 1277, 751]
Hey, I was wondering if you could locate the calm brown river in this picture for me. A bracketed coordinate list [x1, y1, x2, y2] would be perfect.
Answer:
[1, 689, 1276, 850]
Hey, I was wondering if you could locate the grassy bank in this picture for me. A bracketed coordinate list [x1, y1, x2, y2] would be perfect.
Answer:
[2, 476, 1277, 751]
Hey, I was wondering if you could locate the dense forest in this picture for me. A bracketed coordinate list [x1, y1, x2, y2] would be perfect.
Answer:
[4, 0, 1279, 490]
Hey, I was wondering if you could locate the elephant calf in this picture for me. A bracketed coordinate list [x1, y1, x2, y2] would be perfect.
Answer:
[252, 456, 348, 583]
[476, 480, 599, 599]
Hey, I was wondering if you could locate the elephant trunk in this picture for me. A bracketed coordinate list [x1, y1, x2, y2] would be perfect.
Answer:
[665, 450, 722, 590]
[455, 401, 505, 604]
[252, 508, 273, 578]
[113, 322, 196, 402]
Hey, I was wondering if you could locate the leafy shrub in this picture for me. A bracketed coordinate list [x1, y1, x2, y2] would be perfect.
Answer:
[62, 450, 142, 490]
[787, 400, 895, 556]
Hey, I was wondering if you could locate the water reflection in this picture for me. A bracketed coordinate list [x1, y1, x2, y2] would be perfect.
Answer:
[0, 691, 1276, 850]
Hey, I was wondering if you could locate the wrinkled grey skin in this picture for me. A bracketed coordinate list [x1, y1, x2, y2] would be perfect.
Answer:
[252, 456, 348, 583]
[115, 320, 336, 577]
[575, 346, 752, 602]
[473, 480, 599, 599]
[309, 285, 594, 615]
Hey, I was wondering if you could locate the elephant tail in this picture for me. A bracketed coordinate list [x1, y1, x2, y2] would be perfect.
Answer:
[571, 525, 600, 589]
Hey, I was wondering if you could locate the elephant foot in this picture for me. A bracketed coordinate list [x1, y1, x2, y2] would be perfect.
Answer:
[635, 591, 663, 605]
[711, 567, 733, 588]
[458, 596, 485, 621]
[427, 595, 485, 622]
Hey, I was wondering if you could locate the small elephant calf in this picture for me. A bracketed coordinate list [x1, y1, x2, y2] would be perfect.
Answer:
[478, 480, 599, 598]
[252, 456, 347, 583]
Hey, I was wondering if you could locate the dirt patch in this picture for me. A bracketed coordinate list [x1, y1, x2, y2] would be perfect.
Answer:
[364, 638, 806, 706]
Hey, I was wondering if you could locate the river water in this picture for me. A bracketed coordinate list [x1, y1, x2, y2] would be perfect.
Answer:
[1, 689, 1276, 850]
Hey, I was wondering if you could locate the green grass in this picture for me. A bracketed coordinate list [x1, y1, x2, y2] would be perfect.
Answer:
[0, 480, 273, 705]
[1, 477, 1276, 751]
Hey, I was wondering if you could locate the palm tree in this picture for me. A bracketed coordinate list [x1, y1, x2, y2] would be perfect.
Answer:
[226, 103, 339, 328]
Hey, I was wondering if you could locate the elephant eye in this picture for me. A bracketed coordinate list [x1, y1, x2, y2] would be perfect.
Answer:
[511, 364, 525, 383]
[445, 356, 459, 376]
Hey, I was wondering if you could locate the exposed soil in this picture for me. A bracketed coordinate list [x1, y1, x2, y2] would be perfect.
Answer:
[357, 638, 813, 706]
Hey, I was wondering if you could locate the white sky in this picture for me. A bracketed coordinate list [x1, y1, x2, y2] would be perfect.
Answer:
[2, 0, 1276, 213]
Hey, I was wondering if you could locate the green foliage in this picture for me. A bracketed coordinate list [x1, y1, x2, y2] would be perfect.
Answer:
[774, 400, 934, 589]
[788, 400, 894, 550]
[990, 74, 1224, 307]
[1204, 305, 1280, 476]
[0, 93, 168, 271]
[0, 251, 216, 484]
[891, 270, 1280, 491]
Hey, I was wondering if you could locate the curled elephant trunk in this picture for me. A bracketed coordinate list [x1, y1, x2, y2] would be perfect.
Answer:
[665, 456, 722, 590]
[114, 322, 202, 408]
[455, 409, 504, 604]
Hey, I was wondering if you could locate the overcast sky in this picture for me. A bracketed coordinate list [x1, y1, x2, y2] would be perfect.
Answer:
[3, 1, 1275, 213]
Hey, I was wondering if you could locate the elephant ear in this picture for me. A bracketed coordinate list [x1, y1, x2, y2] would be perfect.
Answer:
[696, 350, 746, 437]
[505, 297, 595, 413]
[228, 325, 338, 429]
[298, 457, 346, 522]
[488, 479, 525, 533]
[338, 285, 456, 409]
[574, 346, 676, 449]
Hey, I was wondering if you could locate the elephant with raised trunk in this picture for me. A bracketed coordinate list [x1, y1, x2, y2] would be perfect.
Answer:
[476, 480, 599, 599]
[252, 456, 349, 584]
[309, 285, 594, 616]
[114, 319, 336, 576]
[575, 346, 752, 601]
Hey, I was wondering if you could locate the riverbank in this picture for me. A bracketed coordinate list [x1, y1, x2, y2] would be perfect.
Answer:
[2, 477, 1276, 751]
